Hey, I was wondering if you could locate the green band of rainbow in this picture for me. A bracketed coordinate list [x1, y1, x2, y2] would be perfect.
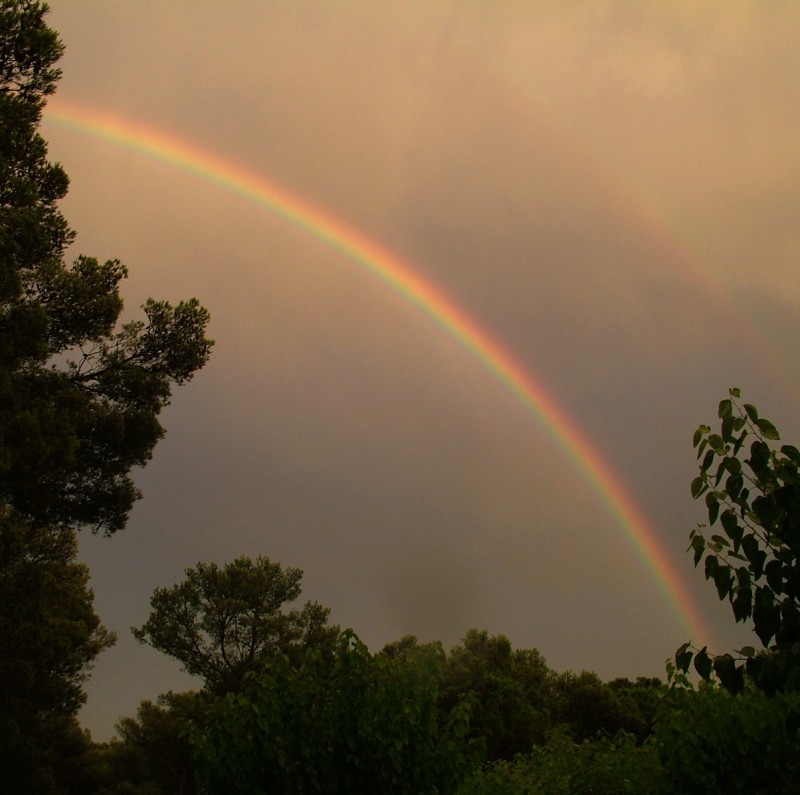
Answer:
[44, 100, 713, 647]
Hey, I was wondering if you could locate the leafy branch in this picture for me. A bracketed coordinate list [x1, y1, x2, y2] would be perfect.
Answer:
[673, 388, 800, 694]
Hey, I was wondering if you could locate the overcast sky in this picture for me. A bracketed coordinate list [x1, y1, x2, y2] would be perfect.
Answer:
[41, 1, 800, 740]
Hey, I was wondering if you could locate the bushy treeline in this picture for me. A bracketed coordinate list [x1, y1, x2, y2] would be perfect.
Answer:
[6, 617, 798, 794]
[74, 625, 660, 793]
[73, 627, 800, 794]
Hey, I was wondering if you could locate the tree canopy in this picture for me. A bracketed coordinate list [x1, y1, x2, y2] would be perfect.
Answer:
[0, 2, 213, 788]
[193, 633, 475, 795]
[0, 0, 213, 536]
[437, 628, 553, 760]
[0, 505, 114, 792]
[133, 555, 341, 694]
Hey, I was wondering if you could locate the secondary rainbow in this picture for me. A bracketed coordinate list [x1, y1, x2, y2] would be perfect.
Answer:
[44, 100, 713, 647]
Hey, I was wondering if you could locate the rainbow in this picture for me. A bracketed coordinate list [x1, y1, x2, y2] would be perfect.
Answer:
[43, 100, 713, 646]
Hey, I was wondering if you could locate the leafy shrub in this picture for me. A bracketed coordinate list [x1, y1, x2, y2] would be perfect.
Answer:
[456, 728, 663, 795]
[192, 632, 476, 794]
[677, 390, 800, 694]
[654, 685, 800, 794]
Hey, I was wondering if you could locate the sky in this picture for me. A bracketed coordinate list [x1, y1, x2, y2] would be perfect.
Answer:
[40, 2, 800, 740]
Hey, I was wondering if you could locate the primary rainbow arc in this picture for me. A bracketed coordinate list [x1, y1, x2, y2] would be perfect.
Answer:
[44, 100, 713, 647]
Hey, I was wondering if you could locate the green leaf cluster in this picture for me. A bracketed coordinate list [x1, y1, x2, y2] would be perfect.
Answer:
[676, 389, 800, 694]
[456, 727, 662, 795]
[653, 685, 800, 794]
[192, 632, 476, 795]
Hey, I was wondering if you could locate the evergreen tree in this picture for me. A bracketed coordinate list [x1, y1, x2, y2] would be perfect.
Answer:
[0, 0, 212, 536]
[0, 3, 213, 788]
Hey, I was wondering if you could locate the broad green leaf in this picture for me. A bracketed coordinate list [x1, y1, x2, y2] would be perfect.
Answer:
[753, 587, 778, 646]
[725, 472, 743, 500]
[744, 403, 759, 422]
[675, 642, 693, 673]
[732, 590, 752, 622]
[693, 647, 712, 680]
[714, 458, 729, 486]
[749, 441, 772, 481]
[736, 646, 756, 658]
[690, 476, 707, 499]
[704, 554, 718, 579]
[775, 461, 799, 489]
[780, 444, 800, 464]
[745, 654, 764, 684]
[691, 534, 706, 566]
[714, 653, 744, 695]
[713, 565, 732, 600]
[721, 414, 734, 443]
[756, 418, 780, 441]
[741, 534, 766, 580]
[718, 399, 733, 419]
[725, 456, 741, 475]
[729, 387, 741, 399]
[700, 448, 715, 473]
[720, 509, 743, 548]
[736, 566, 751, 589]
[765, 559, 784, 593]
[708, 434, 726, 455]
[705, 491, 720, 524]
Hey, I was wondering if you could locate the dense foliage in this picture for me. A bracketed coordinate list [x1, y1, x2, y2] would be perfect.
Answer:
[654, 685, 800, 794]
[193, 633, 475, 795]
[456, 728, 662, 795]
[674, 388, 800, 695]
[133, 556, 341, 695]
[0, 0, 212, 537]
[0, 507, 113, 792]
[0, 2, 212, 789]
[89, 691, 210, 795]
[436, 629, 553, 759]
[103, 625, 669, 794]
